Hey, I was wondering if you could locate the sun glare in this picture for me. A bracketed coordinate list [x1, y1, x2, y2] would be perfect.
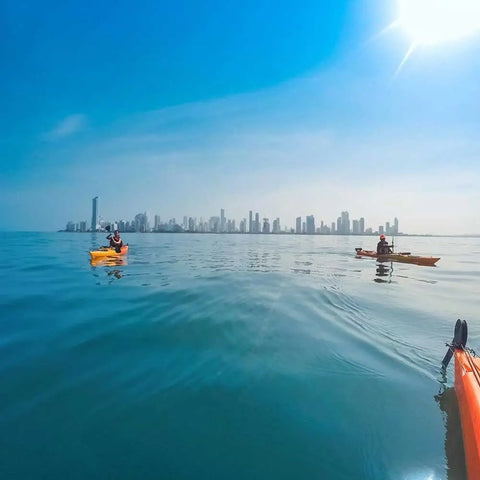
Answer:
[398, 0, 480, 46]
[389, 0, 480, 74]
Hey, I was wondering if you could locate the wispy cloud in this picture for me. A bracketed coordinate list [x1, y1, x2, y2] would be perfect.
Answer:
[43, 114, 87, 141]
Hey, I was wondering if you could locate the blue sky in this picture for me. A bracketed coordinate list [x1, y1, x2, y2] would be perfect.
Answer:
[1, 0, 480, 234]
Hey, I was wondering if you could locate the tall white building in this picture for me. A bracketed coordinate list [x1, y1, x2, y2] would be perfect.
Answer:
[296, 217, 302, 234]
[262, 218, 270, 234]
[220, 209, 226, 233]
[306, 215, 315, 234]
[352, 220, 359, 234]
[240, 219, 246, 233]
[341, 211, 350, 234]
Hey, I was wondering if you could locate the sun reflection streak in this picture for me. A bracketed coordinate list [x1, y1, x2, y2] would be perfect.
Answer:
[394, 42, 418, 77]
[369, 19, 401, 43]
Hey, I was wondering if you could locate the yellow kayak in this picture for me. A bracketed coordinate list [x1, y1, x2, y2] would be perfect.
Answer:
[89, 245, 129, 259]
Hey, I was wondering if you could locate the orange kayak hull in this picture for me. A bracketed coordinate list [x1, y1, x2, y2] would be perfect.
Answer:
[355, 249, 440, 266]
[89, 245, 129, 259]
[455, 349, 480, 480]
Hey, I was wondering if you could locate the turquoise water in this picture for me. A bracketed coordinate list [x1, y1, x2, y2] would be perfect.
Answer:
[1, 232, 479, 480]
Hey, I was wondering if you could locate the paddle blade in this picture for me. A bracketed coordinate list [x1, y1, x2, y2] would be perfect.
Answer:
[441, 348, 454, 370]
[441, 319, 468, 370]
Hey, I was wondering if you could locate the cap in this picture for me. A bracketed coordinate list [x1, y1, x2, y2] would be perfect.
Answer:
[380, 234, 385, 239]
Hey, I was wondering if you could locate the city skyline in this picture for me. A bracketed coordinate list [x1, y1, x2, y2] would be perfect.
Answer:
[64, 197, 404, 235]
[64, 209, 400, 236]
[2, 2, 480, 235]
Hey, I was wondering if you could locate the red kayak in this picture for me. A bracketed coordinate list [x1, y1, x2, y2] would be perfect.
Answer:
[355, 248, 440, 266]
[442, 320, 480, 480]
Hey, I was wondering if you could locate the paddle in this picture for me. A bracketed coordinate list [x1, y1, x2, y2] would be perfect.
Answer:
[389, 235, 411, 254]
[390, 235, 409, 255]
[391, 233, 409, 256]
[98, 225, 112, 249]
[107, 226, 122, 253]
[441, 319, 468, 371]
[99, 225, 121, 252]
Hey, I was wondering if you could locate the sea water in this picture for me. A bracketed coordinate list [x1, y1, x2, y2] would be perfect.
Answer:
[0, 232, 479, 480]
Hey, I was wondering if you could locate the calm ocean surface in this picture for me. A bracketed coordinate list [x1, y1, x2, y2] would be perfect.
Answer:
[0, 232, 479, 480]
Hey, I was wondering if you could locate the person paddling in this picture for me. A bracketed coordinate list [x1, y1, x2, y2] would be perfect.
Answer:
[108, 230, 123, 253]
[377, 234, 392, 255]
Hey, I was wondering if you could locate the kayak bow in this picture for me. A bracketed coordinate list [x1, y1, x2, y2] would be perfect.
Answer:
[442, 319, 480, 480]
[354, 248, 440, 266]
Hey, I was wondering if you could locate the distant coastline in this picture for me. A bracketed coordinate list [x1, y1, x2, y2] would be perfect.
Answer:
[56, 230, 480, 238]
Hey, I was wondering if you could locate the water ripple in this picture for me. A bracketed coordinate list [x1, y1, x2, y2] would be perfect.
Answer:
[0, 232, 478, 479]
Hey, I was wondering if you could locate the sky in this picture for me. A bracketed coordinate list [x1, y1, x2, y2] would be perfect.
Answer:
[1, 0, 480, 234]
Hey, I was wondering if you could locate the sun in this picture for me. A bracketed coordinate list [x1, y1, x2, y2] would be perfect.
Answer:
[398, 0, 480, 46]
[388, 0, 480, 74]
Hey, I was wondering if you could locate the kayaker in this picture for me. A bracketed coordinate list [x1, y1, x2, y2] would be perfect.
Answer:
[377, 234, 392, 254]
[109, 230, 123, 250]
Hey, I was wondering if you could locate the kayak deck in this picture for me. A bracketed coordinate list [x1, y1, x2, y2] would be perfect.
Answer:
[455, 349, 480, 480]
[89, 245, 129, 259]
[355, 249, 440, 266]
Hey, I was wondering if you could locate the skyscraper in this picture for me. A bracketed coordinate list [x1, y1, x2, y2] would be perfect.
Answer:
[249, 211, 253, 233]
[240, 219, 246, 233]
[296, 217, 301, 234]
[352, 219, 359, 234]
[220, 209, 225, 233]
[262, 218, 270, 234]
[394, 217, 399, 235]
[341, 211, 350, 234]
[306, 215, 315, 234]
[135, 212, 148, 232]
[255, 212, 260, 233]
[91, 196, 98, 232]
[155, 215, 161, 231]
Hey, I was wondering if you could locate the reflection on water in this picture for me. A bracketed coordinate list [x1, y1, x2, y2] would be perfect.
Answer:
[90, 257, 128, 268]
[107, 269, 122, 280]
[435, 385, 468, 480]
[374, 262, 394, 284]
[90, 257, 127, 281]
[1, 232, 480, 479]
